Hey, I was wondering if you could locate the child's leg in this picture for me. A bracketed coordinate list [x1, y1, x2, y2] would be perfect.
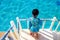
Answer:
[33, 32, 39, 39]
[30, 32, 34, 37]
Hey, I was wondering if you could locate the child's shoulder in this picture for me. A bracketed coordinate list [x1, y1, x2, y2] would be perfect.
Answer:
[29, 17, 33, 21]
[29, 17, 41, 22]
[29, 17, 41, 20]
[37, 18, 42, 21]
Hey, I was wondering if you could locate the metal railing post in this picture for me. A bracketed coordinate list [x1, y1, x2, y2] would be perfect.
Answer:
[55, 21, 60, 32]
[49, 17, 56, 31]
[10, 21, 20, 40]
[16, 17, 22, 40]
[42, 20, 46, 30]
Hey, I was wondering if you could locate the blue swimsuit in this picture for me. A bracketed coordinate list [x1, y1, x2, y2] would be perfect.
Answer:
[29, 17, 42, 32]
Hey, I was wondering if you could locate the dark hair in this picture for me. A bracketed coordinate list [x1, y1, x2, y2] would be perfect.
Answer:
[32, 9, 39, 18]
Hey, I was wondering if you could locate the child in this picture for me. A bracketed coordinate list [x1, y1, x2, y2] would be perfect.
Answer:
[29, 9, 42, 40]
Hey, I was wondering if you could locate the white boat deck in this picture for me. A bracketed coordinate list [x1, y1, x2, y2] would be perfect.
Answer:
[1, 17, 60, 40]
[20, 29, 60, 40]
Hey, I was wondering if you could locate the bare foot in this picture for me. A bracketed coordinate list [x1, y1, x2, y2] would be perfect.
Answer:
[30, 32, 34, 37]
[34, 33, 39, 40]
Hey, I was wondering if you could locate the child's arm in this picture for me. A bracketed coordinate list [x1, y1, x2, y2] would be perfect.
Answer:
[38, 19, 42, 25]
[38, 18, 42, 29]
[29, 21, 32, 29]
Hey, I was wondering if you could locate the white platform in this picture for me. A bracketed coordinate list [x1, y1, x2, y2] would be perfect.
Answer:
[20, 29, 60, 40]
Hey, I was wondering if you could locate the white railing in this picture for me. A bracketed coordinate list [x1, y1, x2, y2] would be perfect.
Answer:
[0, 17, 60, 40]
[0, 21, 20, 40]
[55, 21, 60, 32]
[16, 17, 59, 32]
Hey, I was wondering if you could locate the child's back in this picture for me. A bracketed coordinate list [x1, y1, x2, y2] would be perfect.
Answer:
[29, 17, 42, 32]
[29, 9, 42, 39]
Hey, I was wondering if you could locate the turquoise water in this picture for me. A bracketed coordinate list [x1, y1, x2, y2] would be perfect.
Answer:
[0, 0, 60, 32]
